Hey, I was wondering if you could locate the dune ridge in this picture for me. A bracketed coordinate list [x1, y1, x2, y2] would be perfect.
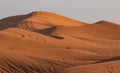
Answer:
[0, 11, 120, 73]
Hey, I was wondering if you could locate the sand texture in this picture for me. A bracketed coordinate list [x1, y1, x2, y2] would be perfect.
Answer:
[0, 11, 120, 73]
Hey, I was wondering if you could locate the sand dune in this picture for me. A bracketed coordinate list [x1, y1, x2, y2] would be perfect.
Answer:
[0, 11, 120, 73]
[0, 11, 86, 30]
[53, 21, 120, 40]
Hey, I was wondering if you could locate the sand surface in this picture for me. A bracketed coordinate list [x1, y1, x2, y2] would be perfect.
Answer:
[0, 11, 120, 73]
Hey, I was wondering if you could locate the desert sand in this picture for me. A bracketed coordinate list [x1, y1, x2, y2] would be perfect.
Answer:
[0, 11, 120, 73]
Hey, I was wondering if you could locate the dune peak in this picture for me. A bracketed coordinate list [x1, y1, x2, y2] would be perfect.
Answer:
[28, 11, 42, 17]
[95, 20, 120, 26]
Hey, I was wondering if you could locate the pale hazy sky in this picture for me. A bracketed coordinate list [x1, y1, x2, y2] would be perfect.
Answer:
[0, 0, 120, 23]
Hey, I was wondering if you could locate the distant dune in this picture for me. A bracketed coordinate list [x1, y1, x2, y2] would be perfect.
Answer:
[0, 11, 120, 73]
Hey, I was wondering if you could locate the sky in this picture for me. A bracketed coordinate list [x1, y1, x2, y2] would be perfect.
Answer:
[0, 0, 120, 23]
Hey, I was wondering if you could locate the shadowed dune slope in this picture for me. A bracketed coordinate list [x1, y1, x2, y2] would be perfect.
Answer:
[0, 11, 120, 73]
[63, 60, 120, 73]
